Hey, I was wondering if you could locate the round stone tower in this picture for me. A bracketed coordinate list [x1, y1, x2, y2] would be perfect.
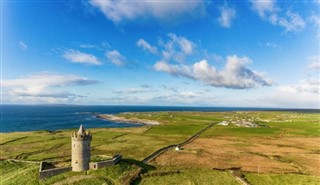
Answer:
[71, 125, 92, 172]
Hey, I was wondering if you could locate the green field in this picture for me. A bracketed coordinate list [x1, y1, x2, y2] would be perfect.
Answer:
[1, 111, 319, 184]
[139, 169, 241, 185]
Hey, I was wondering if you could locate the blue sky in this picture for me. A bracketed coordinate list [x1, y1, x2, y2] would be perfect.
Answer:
[1, 0, 319, 108]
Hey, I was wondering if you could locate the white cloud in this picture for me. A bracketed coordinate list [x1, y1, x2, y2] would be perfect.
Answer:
[113, 86, 155, 94]
[160, 84, 178, 92]
[138, 33, 195, 63]
[218, 6, 236, 28]
[1, 72, 99, 103]
[260, 57, 320, 108]
[154, 55, 271, 89]
[250, 1, 305, 32]
[168, 33, 194, 55]
[154, 60, 194, 78]
[137, 39, 158, 54]
[63, 50, 102, 65]
[265, 42, 278, 48]
[308, 15, 320, 27]
[308, 55, 320, 71]
[278, 11, 306, 32]
[251, 0, 277, 18]
[102, 90, 216, 106]
[105, 50, 126, 66]
[89, 0, 205, 23]
[79, 44, 96, 49]
[179, 91, 199, 98]
[160, 33, 195, 63]
[100, 96, 148, 105]
[19, 41, 28, 50]
[262, 79, 320, 108]
[152, 91, 216, 105]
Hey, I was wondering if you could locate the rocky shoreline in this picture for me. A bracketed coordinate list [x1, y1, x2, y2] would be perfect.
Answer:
[96, 114, 160, 125]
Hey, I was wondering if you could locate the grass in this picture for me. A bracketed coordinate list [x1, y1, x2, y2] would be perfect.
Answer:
[1, 111, 319, 184]
[0, 127, 185, 161]
[139, 169, 241, 185]
[0, 160, 136, 185]
[145, 124, 208, 136]
[154, 136, 320, 175]
[244, 173, 320, 185]
[88, 161, 135, 181]
[68, 178, 111, 185]
[201, 126, 282, 137]
[0, 161, 39, 185]
[200, 111, 320, 138]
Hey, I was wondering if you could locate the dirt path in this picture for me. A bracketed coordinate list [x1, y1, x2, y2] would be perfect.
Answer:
[230, 170, 251, 185]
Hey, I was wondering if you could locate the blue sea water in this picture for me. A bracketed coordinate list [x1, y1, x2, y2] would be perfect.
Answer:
[0, 105, 314, 133]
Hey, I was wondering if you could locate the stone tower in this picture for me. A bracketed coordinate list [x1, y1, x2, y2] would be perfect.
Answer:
[71, 125, 92, 171]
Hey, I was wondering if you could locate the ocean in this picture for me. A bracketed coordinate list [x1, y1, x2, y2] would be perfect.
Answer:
[0, 105, 314, 133]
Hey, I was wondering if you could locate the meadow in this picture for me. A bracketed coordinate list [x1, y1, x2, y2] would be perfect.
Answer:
[0, 111, 319, 184]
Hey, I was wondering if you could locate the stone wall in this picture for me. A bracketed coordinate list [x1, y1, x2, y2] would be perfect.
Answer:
[89, 154, 122, 170]
[39, 162, 72, 180]
[39, 155, 122, 179]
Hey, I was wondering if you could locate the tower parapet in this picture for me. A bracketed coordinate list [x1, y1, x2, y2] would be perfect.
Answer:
[71, 125, 92, 141]
[71, 125, 92, 171]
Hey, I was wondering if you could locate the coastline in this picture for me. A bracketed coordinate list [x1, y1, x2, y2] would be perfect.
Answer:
[96, 114, 160, 125]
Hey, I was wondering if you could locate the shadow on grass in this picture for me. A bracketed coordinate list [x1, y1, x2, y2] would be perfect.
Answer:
[122, 158, 156, 172]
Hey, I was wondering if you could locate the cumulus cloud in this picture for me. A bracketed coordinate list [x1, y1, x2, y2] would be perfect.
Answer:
[251, 0, 278, 18]
[138, 33, 195, 63]
[167, 33, 194, 55]
[105, 50, 126, 66]
[160, 33, 195, 63]
[1, 72, 99, 103]
[63, 50, 102, 65]
[154, 61, 193, 78]
[278, 11, 306, 32]
[89, 0, 205, 23]
[308, 55, 320, 71]
[154, 55, 271, 89]
[137, 39, 158, 54]
[19, 41, 28, 50]
[218, 6, 236, 28]
[250, 0, 305, 32]
[137, 33, 196, 63]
